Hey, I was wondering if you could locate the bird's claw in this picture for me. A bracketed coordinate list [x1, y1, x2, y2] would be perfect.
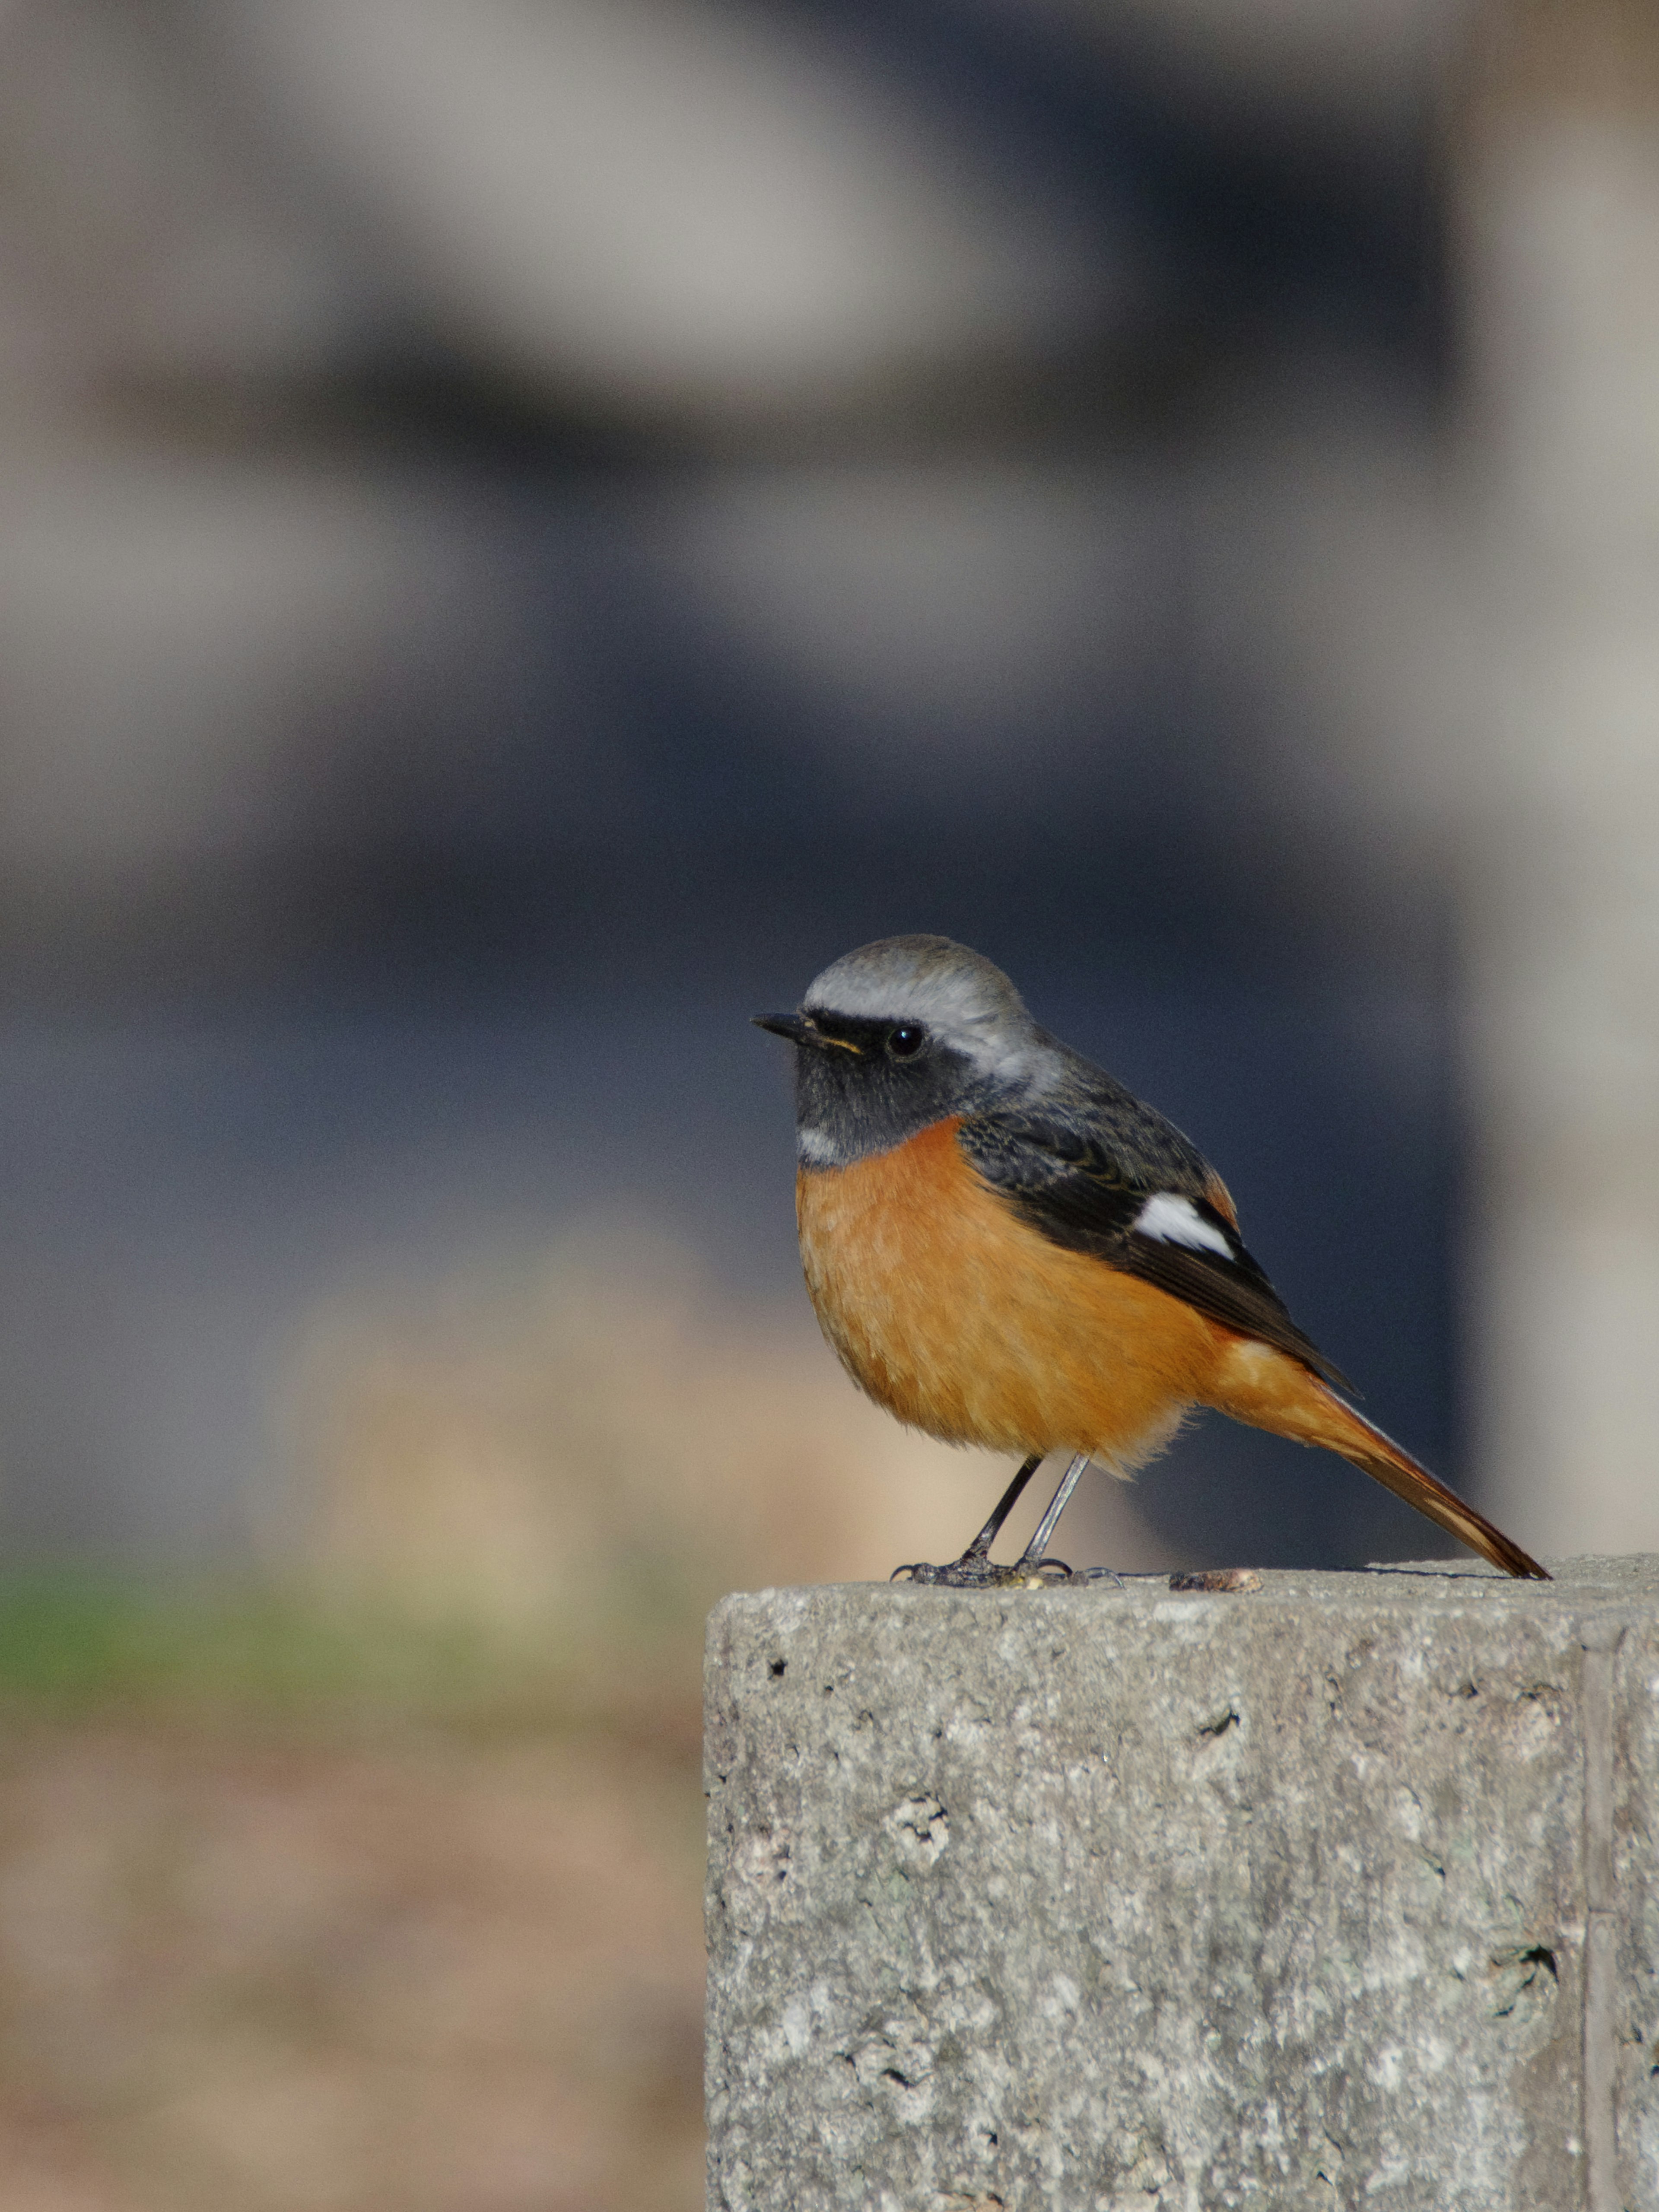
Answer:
[890, 1554, 1019, 1588]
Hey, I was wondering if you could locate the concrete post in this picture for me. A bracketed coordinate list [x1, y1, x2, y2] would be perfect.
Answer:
[705, 1560, 1659, 2210]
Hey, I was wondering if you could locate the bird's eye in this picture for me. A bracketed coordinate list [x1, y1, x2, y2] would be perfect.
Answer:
[887, 1025, 925, 1059]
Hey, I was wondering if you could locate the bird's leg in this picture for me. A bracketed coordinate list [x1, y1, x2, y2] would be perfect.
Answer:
[890, 1453, 1044, 1586]
[960, 1453, 1046, 1562]
[995, 1451, 1123, 1592]
[1006, 1452, 1101, 1583]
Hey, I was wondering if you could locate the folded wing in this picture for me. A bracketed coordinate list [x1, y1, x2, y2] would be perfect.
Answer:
[959, 1110, 1352, 1392]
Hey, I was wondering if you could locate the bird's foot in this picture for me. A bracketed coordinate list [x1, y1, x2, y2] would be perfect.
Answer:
[890, 1551, 1039, 1588]
[891, 1554, 1122, 1590]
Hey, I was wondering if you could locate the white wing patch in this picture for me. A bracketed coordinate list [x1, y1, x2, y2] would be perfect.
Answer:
[1134, 1192, 1234, 1258]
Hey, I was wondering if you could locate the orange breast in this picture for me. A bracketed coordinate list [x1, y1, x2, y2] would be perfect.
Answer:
[795, 1117, 1225, 1466]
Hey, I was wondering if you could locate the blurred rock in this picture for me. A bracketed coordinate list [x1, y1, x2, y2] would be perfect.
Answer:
[0, 2, 375, 397]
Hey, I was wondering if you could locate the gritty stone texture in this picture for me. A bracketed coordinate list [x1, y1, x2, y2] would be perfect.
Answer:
[704, 1557, 1659, 2212]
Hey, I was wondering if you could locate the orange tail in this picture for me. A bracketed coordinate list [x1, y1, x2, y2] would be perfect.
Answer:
[1205, 1341, 1549, 1581]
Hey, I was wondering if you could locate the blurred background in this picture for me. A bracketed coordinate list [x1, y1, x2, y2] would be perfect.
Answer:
[0, 0, 1653, 2205]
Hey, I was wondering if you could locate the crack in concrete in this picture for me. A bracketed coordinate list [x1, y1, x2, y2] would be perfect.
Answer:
[1580, 1617, 1623, 2212]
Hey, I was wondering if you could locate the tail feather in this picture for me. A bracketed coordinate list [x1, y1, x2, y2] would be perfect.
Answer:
[1205, 1343, 1549, 1580]
[1319, 1394, 1549, 1580]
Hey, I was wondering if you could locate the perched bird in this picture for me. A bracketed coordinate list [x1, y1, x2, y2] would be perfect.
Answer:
[756, 934, 1547, 1585]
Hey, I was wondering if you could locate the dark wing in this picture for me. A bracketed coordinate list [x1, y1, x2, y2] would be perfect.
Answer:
[960, 1108, 1352, 1392]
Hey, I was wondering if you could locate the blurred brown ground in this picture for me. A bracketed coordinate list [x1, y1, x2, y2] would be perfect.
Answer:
[0, 1717, 704, 2212]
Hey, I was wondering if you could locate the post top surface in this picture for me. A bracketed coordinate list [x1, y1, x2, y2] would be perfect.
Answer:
[710, 1554, 1659, 1638]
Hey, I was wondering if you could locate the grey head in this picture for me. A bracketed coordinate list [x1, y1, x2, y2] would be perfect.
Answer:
[754, 934, 1059, 1167]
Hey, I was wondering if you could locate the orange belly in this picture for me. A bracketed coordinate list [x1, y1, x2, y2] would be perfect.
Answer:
[796, 1117, 1224, 1466]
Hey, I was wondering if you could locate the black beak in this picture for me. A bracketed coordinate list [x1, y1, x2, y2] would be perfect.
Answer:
[753, 1012, 811, 1044]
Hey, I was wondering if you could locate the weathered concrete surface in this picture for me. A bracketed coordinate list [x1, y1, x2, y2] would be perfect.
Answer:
[705, 1558, 1659, 2211]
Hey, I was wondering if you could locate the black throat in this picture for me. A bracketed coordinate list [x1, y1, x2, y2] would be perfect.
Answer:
[792, 1010, 1010, 1169]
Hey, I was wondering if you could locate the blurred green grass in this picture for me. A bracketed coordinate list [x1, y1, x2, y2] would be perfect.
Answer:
[0, 1570, 703, 1749]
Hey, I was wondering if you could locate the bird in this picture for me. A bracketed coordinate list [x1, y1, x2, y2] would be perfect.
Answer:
[754, 933, 1548, 1586]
